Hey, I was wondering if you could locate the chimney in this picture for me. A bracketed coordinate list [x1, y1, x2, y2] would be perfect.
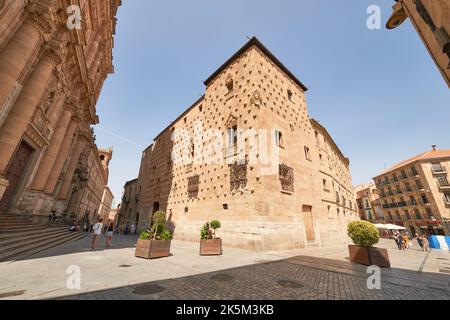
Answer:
[432, 145, 437, 151]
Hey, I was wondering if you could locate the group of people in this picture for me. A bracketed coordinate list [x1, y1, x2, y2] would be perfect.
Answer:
[91, 219, 115, 250]
[69, 220, 82, 232]
[119, 223, 136, 235]
[392, 231, 430, 252]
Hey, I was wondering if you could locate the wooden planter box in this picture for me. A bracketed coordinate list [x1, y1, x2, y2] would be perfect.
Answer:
[135, 239, 171, 259]
[200, 238, 222, 256]
[348, 245, 390, 268]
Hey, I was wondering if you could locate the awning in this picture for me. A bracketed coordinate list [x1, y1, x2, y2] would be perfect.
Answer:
[375, 223, 406, 230]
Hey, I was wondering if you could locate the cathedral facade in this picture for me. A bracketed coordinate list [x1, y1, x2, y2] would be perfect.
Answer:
[0, 0, 120, 223]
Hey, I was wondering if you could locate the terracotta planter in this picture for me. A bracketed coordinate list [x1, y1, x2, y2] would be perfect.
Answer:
[348, 245, 390, 268]
[135, 239, 171, 259]
[200, 238, 222, 256]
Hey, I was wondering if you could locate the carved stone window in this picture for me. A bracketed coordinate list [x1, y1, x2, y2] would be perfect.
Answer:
[275, 130, 284, 148]
[287, 89, 293, 101]
[187, 175, 199, 198]
[279, 164, 294, 192]
[225, 75, 234, 92]
[229, 162, 247, 191]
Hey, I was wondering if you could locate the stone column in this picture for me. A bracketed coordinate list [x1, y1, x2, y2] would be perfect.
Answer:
[57, 135, 87, 200]
[0, 50, 58, 187]
[85, 33, 102, 68]
[89, 45, 104, 80]
[0, 11, 48, 121]
[30, 105, 73, 191]
[44, 116, 79, 194]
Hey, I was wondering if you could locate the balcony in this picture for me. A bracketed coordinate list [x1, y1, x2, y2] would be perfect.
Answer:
[437, 181, 450, 191]
[397, 201, 407, 207]
[432, 165, 447, 176]
[444, 196, 450, 208]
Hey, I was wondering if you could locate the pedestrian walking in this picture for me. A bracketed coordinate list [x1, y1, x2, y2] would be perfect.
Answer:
[402, 233, 409, 250]
[393, 232, 403, 250]
[415, 233, 424, 251]
[91, 219, 104, 250]
[105, 222, 114, 248]
[130, 223, 136, 235]
[421, 235, 430, 252]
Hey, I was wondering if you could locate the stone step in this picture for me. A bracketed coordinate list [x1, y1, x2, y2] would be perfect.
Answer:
[0, 228, 71, 247]
[0, 232, 88, 262]
[0, 221, 38, 228]
[307, 241, 320, 248]
[0, 229, 81, 256]
[0, 226, 68, 240]
[0, 225, 49, 233]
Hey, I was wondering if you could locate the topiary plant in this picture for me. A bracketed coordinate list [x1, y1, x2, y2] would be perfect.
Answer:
[149, 210, 173, 240]
[347, 221, 379, 247]
[200, 220, 221, 239]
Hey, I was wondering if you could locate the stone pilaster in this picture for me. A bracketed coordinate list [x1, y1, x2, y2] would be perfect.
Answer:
[0, 6, 52, 127]
[0, 49, 58, 201]
[44, 114, 80, 195]
[30, 103, 73, 191]
[57, 133, 88, 201]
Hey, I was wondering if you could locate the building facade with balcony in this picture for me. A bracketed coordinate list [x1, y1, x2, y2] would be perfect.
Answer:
[355, 183, 384, 222]
[374, 148, 450, 236]
[130, 37, 358, 251]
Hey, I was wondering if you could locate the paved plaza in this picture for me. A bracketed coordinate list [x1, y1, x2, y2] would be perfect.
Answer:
[0, 235, 449, 300]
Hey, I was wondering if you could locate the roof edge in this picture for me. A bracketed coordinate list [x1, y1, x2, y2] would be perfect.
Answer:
[203, 37, 308, 92]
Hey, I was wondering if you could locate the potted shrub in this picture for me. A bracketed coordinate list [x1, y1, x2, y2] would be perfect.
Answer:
[199, 220, 222, 256]
[135, 210, 173, 259]
[347, 221, 390, 267]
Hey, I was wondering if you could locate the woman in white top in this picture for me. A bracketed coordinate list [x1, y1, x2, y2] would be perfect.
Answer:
[91, 219, 103, 250]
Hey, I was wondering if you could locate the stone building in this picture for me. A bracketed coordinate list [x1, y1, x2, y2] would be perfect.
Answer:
[117, 178, 140, 232]
[373, 147, 450, 236]
[132, 37, 358, 251]
[97, 148, 114, 222]
[0, 0, 121, 222]
[354, 183, 384, 222]
[387, 0, 450, 87]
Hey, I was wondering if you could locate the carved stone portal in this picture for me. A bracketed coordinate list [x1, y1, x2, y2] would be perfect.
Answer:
[279, 164, 294, 192]
[229, 162, 247, 191]
[187, 175, 199, 198]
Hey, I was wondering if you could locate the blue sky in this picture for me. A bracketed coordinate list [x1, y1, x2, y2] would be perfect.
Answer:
[93, 0, 450, 205]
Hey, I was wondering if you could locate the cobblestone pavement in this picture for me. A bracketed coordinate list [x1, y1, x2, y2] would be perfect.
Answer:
[61, 255, 450, 300]
[1, 235, 449, 300]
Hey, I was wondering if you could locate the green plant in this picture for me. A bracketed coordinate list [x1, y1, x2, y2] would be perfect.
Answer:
[200, 220, 221, 239]
[139, 230, 151, 240]
[158, 227, 173, 240]
[210, 220, 221, 230]
[148, 210, 173, 240]
[347, 221, 379, 247]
